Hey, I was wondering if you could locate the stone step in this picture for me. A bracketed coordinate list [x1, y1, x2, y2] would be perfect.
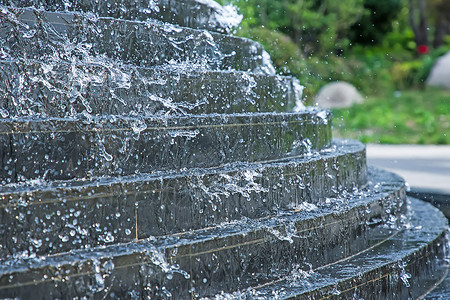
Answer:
[0, 140, 365, 258]
[242, 198, 448, 300]
[0, 168, 408, 299]
[0, 59, 301, 118]
[0, 0, 241, 33]
[423, 267, 450, 299]
[0, 110, 331, 183]
[0, 6, 274, 74]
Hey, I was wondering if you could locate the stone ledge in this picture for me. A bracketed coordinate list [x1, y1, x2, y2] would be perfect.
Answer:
[0, 7, 273, 73]
[0, 168, 408, 298]
[228, 198, 448, 299]
[0, 59, 300, 118]
[0, 0, 242, 33]
[0, 111, 331, 182]
[0, 140, 366, 258]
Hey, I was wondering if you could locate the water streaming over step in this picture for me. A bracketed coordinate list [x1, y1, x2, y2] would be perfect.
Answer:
[0, 0, 448, 299]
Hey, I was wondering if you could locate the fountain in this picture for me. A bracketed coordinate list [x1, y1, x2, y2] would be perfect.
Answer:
[0, 0, 448, 298]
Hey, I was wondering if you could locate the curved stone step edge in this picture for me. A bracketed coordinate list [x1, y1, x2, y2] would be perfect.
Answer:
[0, 110, 331, 183]
[0, 140, 365, 258]
[0, 109, 329, 133]
[0, 137, 355, 199]
[237, 197, 449, 300]
[0, 6, 274, 74]
[0, 58, 302, 118]
[0, 0, 241, 34]
[0, 168, 407, 297]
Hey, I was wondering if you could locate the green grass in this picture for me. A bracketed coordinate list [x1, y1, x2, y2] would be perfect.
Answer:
[331, 89, 450, 144]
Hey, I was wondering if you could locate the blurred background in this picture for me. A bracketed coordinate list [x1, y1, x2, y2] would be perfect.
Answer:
[219, 0, 450, 145]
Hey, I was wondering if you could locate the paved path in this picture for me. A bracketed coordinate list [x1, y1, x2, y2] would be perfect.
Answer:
[366, 144, 450, 194]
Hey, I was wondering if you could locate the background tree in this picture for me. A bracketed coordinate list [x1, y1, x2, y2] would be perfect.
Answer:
[349, 0, 403, 45]
[232, 0, 365, 55]
[408, 0, 450, 51]
[221, 0, 450, 97]
[408, 0, 429, 48]
[430, 0, 450, 48]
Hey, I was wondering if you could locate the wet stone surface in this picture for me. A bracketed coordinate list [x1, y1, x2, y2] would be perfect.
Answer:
[0, 0, 448, 298]
[0, 7, 273, 74]
[248, 198, 448, 300]
[0, 111, 331, 182]
[0, 59, 300, 118]
[0, 168, 411, 299]
[0, 0, 243, 33]
[0, 140, 365, 258]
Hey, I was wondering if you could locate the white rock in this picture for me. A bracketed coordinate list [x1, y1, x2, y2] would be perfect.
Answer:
[426, 51, 450, 89]
[314, 81, 363, 108]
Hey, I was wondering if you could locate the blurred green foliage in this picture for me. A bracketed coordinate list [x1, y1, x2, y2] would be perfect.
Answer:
[227, 0, 396, 55]
[332, 89, 450, 144]
[349, 0, 403, 45]
[218, 0, 450, 144]
[220, 0, 450, 99]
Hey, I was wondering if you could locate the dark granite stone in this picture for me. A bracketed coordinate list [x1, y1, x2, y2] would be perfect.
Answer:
[0, 0, 242, 33]
[0, 0, 447, 298]
[0, 140, 365, 258]
[0, 7, 273, 74]
[0, 59, 300, 118]
[249, 198, 448, 300]
[0, 110, 331, 182]
[0, 168, 418, 299]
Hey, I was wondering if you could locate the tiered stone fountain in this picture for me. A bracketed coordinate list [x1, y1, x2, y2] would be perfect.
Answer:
[0, 1, 448, 299]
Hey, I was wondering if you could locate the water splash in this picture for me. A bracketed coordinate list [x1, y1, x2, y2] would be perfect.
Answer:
[142, 246, 190, 280]
[189, 169, 268, 205]
[288, 201, 318, 212]
[0, 6, 273, 120]
[292, 79, 305, 111]
[196, 0, 243, 32]
[267, 221, 300, 244]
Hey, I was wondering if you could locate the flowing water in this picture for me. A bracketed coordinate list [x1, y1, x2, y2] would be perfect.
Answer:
[0, 1, 448, 299]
